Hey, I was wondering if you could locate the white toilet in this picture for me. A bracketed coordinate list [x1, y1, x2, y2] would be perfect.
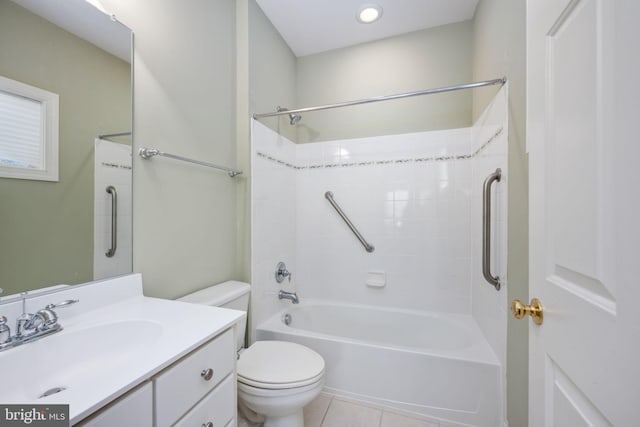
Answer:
[178, 281, 325, 427]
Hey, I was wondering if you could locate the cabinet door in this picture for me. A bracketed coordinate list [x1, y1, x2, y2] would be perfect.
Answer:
[75, 382, 152, 427]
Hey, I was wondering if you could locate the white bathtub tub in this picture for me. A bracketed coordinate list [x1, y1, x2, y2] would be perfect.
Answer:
[255, 301, 501, 427]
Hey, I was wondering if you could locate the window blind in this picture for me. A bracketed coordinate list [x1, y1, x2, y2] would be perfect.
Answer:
[0, 90, 44, 170]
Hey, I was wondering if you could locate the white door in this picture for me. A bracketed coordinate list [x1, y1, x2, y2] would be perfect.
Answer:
[527, 0, 640, 426]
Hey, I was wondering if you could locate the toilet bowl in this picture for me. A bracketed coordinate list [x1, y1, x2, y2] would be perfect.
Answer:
[238, 380, 325, 427]
[178, 281, 325, 427]
[237, 340, 325, 427]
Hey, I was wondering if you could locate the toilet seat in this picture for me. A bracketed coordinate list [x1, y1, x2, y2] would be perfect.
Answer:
[238, 341, 325, 390]
[238, 377, 324, 397]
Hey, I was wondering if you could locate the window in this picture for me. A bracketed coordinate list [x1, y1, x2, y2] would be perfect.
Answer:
[0, 75, 59, 181]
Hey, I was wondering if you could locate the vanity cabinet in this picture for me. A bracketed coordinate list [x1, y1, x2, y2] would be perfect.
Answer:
[155, 328, 235, 426]
[74, 328, 236, 427]
[76, 382, 153, 427]
[173, 375, 235, 427]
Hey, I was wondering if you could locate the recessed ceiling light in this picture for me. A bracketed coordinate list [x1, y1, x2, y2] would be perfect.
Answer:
[357, 4, 383, 24]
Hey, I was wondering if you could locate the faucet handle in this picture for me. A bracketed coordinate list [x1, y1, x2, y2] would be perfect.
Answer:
[275, 262, 292, 283]
[45, 299, 79, 310]
[36, 300, 79, 331]
[0, 316, 10, 344]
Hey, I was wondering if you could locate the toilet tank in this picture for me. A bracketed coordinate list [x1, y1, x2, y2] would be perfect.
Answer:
[178, 281, 250, 351]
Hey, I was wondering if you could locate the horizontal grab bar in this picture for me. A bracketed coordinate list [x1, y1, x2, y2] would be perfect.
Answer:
[138, 147, 242, 177]
[325, 191, 374, 253]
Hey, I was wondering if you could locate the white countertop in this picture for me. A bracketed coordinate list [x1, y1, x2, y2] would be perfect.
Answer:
[0, 274, 245, 424]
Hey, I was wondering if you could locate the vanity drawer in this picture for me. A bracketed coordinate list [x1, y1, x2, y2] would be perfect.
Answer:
[173, 373, 235, 427]
[154, 328, 235, 426]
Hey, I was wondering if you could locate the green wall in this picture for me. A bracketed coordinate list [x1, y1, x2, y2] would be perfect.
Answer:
[295, 22, 473, 143]
[472, 0, 529, 425]
[101, 0, 239, 299]
[247, 16, 473, 145]
[248, 0, 297, 142]
[0, 0, 131, 296]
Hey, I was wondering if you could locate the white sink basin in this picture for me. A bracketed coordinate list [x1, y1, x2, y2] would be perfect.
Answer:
[0, 319, 162, 402]
[0, 274, 245, 424]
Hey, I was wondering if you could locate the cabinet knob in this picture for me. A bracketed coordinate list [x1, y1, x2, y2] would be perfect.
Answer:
[201, 422, 213, 427]
[200, 368, 214, 381]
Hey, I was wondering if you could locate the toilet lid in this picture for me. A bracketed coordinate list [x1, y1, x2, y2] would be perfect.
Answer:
[237, 341, 325, 389]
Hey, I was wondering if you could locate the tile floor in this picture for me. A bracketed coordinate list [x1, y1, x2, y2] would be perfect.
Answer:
[238, 392, 471, 427]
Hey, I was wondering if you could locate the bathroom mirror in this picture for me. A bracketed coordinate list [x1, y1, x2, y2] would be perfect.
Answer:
[0, 0, 133, 300]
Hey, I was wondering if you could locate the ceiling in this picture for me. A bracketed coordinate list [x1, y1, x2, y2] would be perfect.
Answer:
[255, 0, 480, 57]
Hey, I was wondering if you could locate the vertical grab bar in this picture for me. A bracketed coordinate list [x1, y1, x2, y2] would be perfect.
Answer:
[482, 168, 501, 290]
[106, 186, 117, 258]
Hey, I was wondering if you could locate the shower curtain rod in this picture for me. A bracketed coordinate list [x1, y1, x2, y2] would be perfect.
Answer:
[253, 77, 506, 120]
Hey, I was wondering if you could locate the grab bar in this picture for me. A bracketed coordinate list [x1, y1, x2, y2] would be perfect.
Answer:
[325, 191, 375, 253]
[106, 185, 117, 258]
[482, 169, 501, 290]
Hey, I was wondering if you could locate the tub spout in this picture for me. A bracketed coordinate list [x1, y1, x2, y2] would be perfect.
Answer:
[278, 290, 299, 304]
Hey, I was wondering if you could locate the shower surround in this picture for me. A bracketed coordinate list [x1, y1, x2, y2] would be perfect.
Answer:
[251, 86, 509, 426]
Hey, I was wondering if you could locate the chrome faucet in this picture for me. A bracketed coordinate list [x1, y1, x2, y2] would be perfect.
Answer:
[278, 290, 299, 304]
[1, 297, 78, 352]
[17, 303, 68, 338]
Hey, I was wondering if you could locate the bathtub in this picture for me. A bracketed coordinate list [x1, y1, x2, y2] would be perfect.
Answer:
[255, 301, 501, 427]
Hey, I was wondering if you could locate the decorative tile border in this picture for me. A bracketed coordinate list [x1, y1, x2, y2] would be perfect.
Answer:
[256, 127, 503, 171]
[472, 126, 503, 157]
[100, 162, 132, 170]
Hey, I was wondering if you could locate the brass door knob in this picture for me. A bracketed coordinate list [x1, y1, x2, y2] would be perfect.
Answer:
[511, 298, 544, 325]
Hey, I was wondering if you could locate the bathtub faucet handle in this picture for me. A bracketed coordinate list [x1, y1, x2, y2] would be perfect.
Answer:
[275, 261, 292, 283]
